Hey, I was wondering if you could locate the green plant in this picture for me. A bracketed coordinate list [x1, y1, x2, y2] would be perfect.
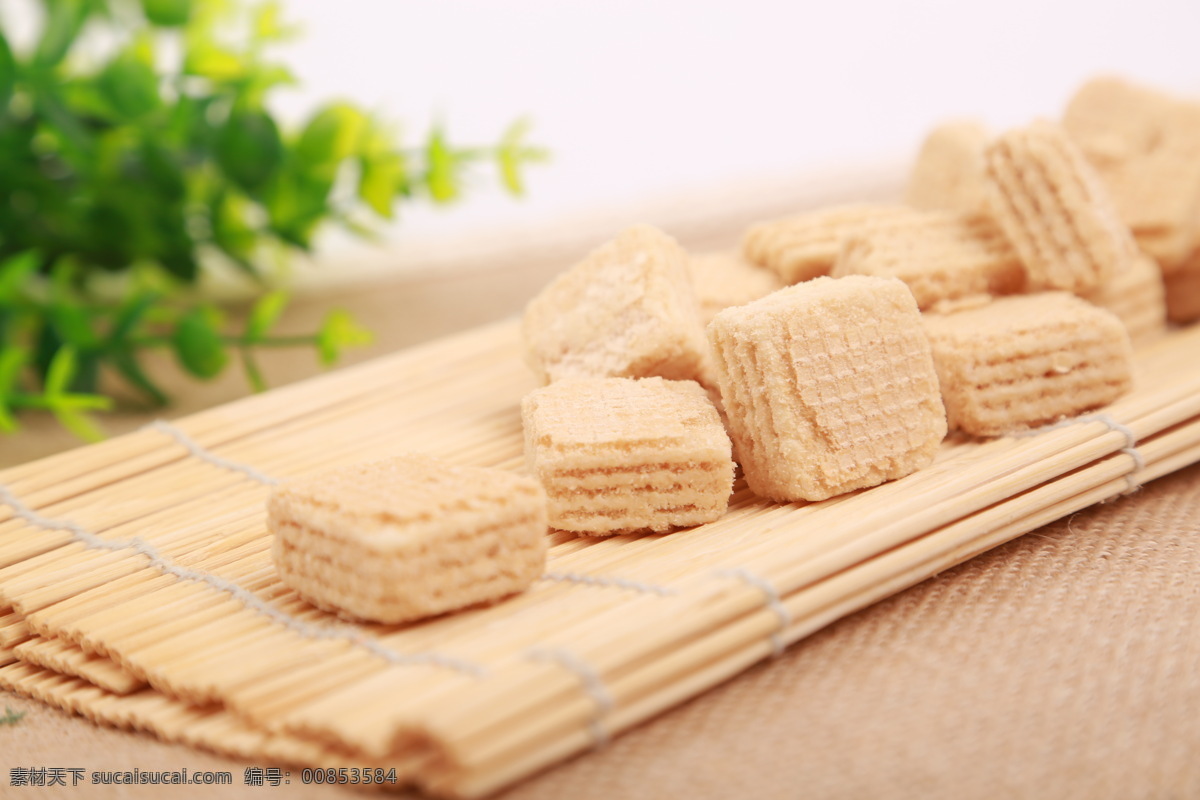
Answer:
[0, 0, 545, 438]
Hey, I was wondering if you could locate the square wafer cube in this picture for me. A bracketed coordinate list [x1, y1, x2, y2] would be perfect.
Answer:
[708, 275, 946, 502]
[1084, 252, 1167, 346]
[923, 293, 1134, 437]
[741, 204, 917, 284]
[906, 119, 991, 215]
[269, 455, 548, 624]
[984, 121, 1139, 294]
[522, 377, 734, 535]
[689, 250, 784, 324]
[521, 225, 710, 385]
[832, 210, 1024, 309]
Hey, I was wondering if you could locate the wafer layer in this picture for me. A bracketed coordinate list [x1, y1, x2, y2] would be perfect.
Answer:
[832, 210, 1024, 309]
[708, 275, 946, 502]
[923, 293, 1134, 436]
[689, 251, 784, 324]
[522, 377, 734, 535]
[269, 455, 548, 623]
[906, 119, 991, 214]
[1164, 249, 1200, 323]
[984, 121, 1138, 294]
[741, 204, 916, 284]
[521, 225, 710, 385]
[1084, 253, 1167, 346]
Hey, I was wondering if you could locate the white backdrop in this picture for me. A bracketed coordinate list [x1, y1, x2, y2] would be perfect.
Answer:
[272, 0, 1200, 245]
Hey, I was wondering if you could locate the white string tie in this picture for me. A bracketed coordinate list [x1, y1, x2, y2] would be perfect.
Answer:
[526, 646, 614, 747]
[714, 567, 791, 657]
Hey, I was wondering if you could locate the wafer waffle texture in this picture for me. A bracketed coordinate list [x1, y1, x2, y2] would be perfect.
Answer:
[521, 224, 711, 386]
[521, 377, 734, 535]
[689, 251, 785, 324]
[1063, 76, 1200, 270]
[1084, 252, 1167, 346]
[832, 209, 1024, 309]
[740, 204, 917, 284]
[983, 120, 1139, 295]
[708, 275, 946, 502]
[905, 119, 991, 215]
[923, 293, 1134, 437]
[269, 455, 549, 623]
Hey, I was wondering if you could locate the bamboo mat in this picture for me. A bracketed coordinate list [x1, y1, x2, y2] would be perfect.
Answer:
[1, 314, 1199, 798]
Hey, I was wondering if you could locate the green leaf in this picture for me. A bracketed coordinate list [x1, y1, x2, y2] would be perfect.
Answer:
[110, 292, 159, 342]
[48, 305, 98, 349]
[297, 103, 365, 172]
[241, 350, 266, 393]
[97, 49, 161, 119]
[253, 1, 301, 42]
[316, 309, 372, 366]
[34, 0, 95, 67]
[210, 190, 259, 275]
[216, 107, 283, 193]
[172, 306, 228, 378]
[0, 348, 28, 433]
[425, 126, 459, 203]
[244, 290, 288, 342]
[141, 0, 192, 27]
[51, 402, 108, 442]
[497, 117, 532, 196]
[0, 31, 15, 111]
[358, 153, 402, 218]
[0, 252, 41, 302]
[183, 41, 244, 81]
[43, 345, 79, 396]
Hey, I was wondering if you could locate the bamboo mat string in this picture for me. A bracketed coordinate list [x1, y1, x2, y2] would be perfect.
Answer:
[0, 481, 487, 678]
[1012, 413, 1145, 494]
[145, 420, 280, 486]
[525, 646, 615, 748]
[540, 571, 678, 597]
[713, 568, 792, 657]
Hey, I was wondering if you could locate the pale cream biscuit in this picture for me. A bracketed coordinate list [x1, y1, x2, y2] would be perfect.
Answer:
[833, 210, 1024, 309]
[708, 275, 946, 502]
[983, 120, 1139, 294]
[269, 455, 548, 624]
[521, 225, 710, 385]
[689, 250, 785, 324]
[1063, 76, 1200, 270]
[906, 119, 991, 215]
[923, 293, 1134, 437]
[1083, 252, 1167, 346]
[522, 377, 734, 536]
[741, 204, 916, 284]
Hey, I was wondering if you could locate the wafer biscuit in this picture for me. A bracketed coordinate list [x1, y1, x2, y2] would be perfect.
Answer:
[1164, 248, 1200, 323]
[923, 293, 1133, 436]
[906, 120, 991, 214]
[521, 225, 710, 385]
[269, 455, 548, 624]
[689, 250, 785, 324]
[1063, 77, 1200, 270]
[708, 275, 946, 502]
[1084, 252, 1167, 346]
[741, 204, 916, 284]
[832, 210, 1024, 309]
[522, 377, 734, 536]
[984, 121, 1138, 294]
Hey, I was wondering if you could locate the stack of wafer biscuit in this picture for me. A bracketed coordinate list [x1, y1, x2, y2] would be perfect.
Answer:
[522, 377, 734, 535]
[269, 455, 548, 624]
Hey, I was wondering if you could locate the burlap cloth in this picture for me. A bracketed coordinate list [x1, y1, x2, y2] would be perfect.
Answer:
[4, 456, 1198, 799]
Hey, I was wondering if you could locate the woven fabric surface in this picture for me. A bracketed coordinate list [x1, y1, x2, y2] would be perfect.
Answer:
[4, 460, 1198, 799]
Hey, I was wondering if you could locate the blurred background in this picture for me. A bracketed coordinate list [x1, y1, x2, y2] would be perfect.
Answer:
[2, 0, 1199, 464]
